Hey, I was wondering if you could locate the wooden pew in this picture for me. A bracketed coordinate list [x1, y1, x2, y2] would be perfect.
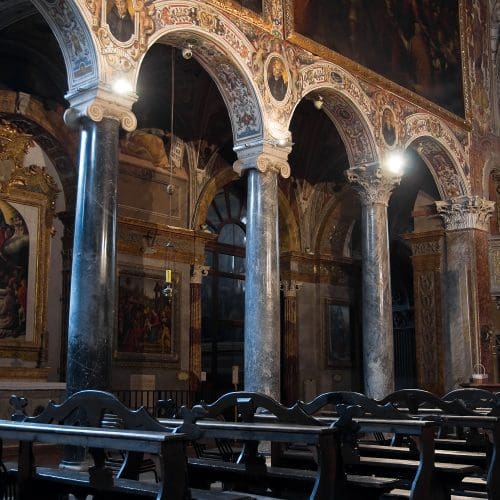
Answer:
[2, 390, 208, 500]
[300, 390, 496, 499]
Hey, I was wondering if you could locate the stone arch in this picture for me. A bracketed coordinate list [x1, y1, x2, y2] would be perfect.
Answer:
[0, 90, 77, 205]
[192, 167, 239, 231]
[134, 2, 264, 145]
[403, 113, 470, 199]
[292, 62, 379, 168]
[31, 0, 100, 95]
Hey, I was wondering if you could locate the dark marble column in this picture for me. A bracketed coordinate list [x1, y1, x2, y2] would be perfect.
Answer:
[234, 148, 290, 401]
[189, 264, 209, 396]
[62, 90, 136, 396]
[65, 116, 120, 395]
[347, 164, 400, 399]
[436, 196, 494, 387]
[281, 280, 300, 405]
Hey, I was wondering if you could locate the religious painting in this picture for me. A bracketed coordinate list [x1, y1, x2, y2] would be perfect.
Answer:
[292, 0, 464, 116]
[382, 108, 396, 147]
[0, 200, 29, 339]
[116, 269, 178, 363]
[106, 0, 135, 43]
[0, 187, 52, 365]
[324, 300, 351, 368]
[266, 55, 289, 102]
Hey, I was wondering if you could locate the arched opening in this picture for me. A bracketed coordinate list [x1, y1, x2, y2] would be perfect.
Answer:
[201, 177, 247, 398]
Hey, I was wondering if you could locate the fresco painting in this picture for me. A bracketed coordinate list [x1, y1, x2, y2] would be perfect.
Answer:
[294, 0, 463, 116]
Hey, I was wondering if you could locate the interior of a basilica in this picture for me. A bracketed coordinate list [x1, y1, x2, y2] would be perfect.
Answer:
[0, 0, 499, 417]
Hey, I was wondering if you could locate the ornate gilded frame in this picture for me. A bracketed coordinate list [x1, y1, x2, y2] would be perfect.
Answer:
[205, 0, 274, 33]
[0, 185, 54, 364]
[283, 0, 470, 129]
[114, 265, 180, 366]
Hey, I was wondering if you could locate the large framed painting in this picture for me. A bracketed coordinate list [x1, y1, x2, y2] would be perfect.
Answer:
[115, 268, 179, 364]
[205, 0, 271, 31]
[288, 0, 464, 118]
[0, 187, 53, 364]
[323, 300, 352, 368]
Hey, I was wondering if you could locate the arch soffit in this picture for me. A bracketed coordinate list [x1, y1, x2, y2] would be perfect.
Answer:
[31, 0, 100, 95]
[403, 113, 470, 199]
[293, 62, 379, 168]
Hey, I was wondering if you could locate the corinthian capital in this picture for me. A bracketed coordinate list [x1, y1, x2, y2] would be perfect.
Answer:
[191, 264, 210, 284]
[64, 86, 137, 132]
[436, 196, 495, 231]
[233, 141, 291, 178]
[346, 163, 401, 206]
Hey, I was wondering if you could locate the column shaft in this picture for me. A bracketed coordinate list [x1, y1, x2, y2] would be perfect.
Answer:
[361, 202, 394, 399]
[189, 281, 202, 394]
[282, 282, 298, 405]
[66, 117, 120, 395]
[244, 169, 281, 400]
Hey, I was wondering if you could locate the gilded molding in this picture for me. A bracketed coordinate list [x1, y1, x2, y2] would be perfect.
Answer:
[346, 163, 401, 206]
[64, 87, 137, 131]
[436, 196, 495, 231]
[0, 120, 34, 168]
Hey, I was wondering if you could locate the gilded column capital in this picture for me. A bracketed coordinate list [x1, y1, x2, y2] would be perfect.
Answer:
[64, 86, 137, 132]
[191, 264, 210, 284]
[280, 280, 301, 297]
[436, 196, 495, 231]
[233, 141, 291, 178]
[346, 163, 401, 206]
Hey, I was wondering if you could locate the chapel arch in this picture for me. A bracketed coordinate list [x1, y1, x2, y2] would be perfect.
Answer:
[139, 25, 264, 146]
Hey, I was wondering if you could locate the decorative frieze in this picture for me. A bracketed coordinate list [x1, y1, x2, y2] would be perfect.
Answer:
[346, 163, 401, 206]
[436, 196, 495, 231]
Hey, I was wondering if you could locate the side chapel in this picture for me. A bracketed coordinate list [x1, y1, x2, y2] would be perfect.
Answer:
[0, 0, 499, 412]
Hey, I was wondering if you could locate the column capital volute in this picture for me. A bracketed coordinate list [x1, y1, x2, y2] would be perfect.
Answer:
[345, 162, 401, 206]
[64, 85, 137, 132]
[191, 264, 210, 284]
[435, 195, 495, 231]
[233, 139, 291, 178]
[280, 280, 301, 297]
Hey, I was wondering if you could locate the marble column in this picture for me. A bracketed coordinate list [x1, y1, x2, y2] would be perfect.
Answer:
[436, 196, 494, 387]
[346, 164, 401, 399]
[63, 90, 136, 396]
[189, 264, 209, 395]
[281, 280, 300, 405]
[234, 147, 290, 401]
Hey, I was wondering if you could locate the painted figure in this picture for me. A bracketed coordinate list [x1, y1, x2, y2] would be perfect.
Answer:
[108, 0, 134, 42]
[267, 57, 287, 101]
[382, 108, 396, 146]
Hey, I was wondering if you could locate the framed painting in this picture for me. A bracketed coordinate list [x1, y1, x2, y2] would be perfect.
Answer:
[205, 0, 272, 31]
[324, 300, 352, 368]
[0, 187, 53, 363]
[287, 0, 465, 120]
[115, 268, 179, 364]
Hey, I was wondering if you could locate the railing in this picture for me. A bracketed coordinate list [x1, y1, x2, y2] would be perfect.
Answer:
[113, 390, 194, 416]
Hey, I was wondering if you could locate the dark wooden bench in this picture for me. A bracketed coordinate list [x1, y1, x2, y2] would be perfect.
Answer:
[3, 389, 205, 500]
[161, 392, 411, 499]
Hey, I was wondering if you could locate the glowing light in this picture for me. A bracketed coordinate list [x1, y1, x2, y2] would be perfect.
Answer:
[112, 78, 133, 95]
[385, 151, 405, 175]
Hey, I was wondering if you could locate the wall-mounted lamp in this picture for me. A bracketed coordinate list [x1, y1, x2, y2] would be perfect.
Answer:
[384, 151, 406, 175]
[182, 43, 194, 60]
[111, 77, 133, 95]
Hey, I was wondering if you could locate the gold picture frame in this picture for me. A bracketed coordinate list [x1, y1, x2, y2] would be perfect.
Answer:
[0, 187, 52, 363]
